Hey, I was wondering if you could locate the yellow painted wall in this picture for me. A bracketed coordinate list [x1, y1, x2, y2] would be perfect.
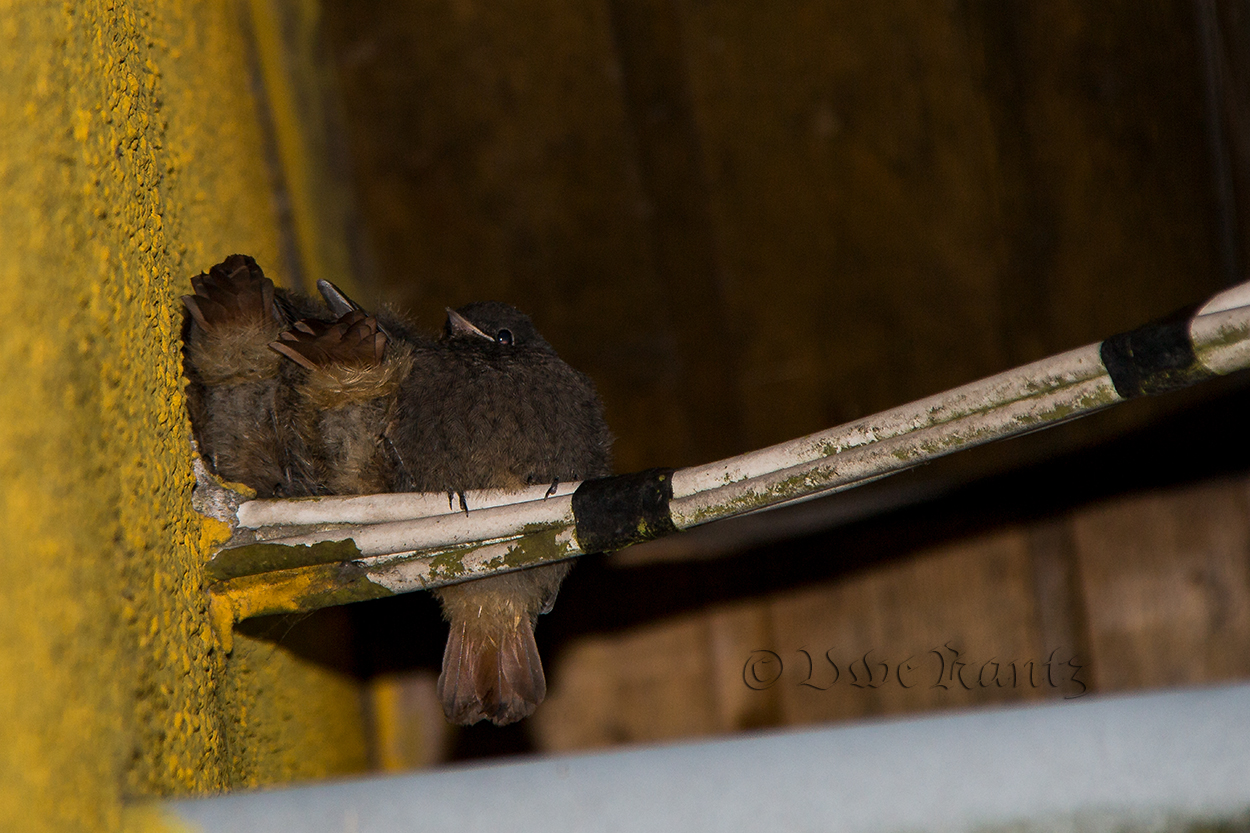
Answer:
[0, 2, 368, 831]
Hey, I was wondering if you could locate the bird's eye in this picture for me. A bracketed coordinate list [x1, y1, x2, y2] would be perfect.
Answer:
[495, 329, 514, 346]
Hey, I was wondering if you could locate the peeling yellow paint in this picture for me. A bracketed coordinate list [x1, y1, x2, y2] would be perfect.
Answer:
[212, 560, 394, 620]
[199, 516, 236, 554]
[0, 2, 368, 830]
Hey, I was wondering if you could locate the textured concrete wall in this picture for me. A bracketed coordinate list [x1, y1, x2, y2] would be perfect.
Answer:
[0, 2, 367, 831]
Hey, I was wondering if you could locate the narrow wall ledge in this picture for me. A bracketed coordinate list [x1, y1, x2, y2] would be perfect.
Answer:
[163, 681, 1250, 833]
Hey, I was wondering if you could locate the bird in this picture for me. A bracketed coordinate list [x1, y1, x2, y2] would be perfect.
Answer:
[385, 302, 613, 726]
[181, 253, 328, 498]
[268, 306, 415, 497]
[183, 255, 613, 726]
[184, 255, 420, 499]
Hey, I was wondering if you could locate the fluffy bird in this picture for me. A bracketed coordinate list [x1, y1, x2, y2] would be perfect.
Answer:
[182, 255, 612, 726]
[182, 254, 326, 497]
[388, 302, 613, 725]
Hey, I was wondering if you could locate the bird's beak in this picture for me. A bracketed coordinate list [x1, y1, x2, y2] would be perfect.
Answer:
[318, 279, 362, 317]
[445, 308, 492, 341]
[321, 279, 393, 340]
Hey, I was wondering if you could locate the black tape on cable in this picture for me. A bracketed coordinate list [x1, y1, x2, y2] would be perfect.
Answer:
[1099, 305, 1214, 399]
[572, 468, 679, 553]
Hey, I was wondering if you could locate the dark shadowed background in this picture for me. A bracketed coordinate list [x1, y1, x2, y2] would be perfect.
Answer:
[255, 0, 1250, 767]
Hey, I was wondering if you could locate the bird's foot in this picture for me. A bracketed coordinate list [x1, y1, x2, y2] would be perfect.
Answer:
[444, 490, 470, 514]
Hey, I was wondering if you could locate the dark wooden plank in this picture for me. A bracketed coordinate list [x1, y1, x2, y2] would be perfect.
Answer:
[321, 0, 711, 474]
[605, 0, 746, 463]
[669, 0, 1225, 449]
[1070, 478, 1250, 691]
[766, 529, 1059, 726]
[536, 613, 722, 750]
[1027, 519, 1094, 689]
[246, 0, 368, 296]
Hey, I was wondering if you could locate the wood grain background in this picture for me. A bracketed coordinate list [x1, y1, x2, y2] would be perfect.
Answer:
[273, 0, 1250, 766]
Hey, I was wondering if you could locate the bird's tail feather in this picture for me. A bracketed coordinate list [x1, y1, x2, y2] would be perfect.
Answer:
[183, 254, 275, 333]
[438, 616, 546, 726]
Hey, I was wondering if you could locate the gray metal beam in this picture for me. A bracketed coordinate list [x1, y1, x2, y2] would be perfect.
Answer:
[163, 681, 1250, 833]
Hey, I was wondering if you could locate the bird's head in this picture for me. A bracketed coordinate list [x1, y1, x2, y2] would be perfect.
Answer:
[443, 301, 554, 354]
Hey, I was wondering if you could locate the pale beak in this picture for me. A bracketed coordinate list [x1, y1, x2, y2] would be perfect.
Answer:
[445, 308, 493, 341]
[318, 279, 362, 317]
[320, 279, 392, 339]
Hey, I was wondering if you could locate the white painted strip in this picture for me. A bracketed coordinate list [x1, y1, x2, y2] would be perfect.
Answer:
[1192, 303, 1250, 376]
[235, 481, 580, 528]
[363, 528, 579, 593]
[669, 342, 1109, 499]
[208, 281, 1250, 578]
[670, 374, 1119, 528]
[256, 495, 575, 558]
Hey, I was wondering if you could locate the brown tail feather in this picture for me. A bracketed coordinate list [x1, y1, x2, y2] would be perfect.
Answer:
[182, 254, 275, 332]
[269, 311, 387, 371]
[438, 620, 488, 726]
[437, 616, 546, 726]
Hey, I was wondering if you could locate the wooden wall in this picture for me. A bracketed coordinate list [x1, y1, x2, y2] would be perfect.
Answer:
[535, 474, 1250, 750]
[307, 0, 1250, 765]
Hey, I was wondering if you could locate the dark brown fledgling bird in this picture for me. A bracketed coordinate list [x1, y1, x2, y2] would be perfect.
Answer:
[184, 254, 420, 499]
[183, 255, 612, 727]
[269, 307, 414, 497]
[182, 254, 328, 498]
[269, 298, 613, 725]
[386, 302, 613, 726]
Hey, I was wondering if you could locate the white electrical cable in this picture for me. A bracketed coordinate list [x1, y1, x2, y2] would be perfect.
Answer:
[207, 282, 1250, 597]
